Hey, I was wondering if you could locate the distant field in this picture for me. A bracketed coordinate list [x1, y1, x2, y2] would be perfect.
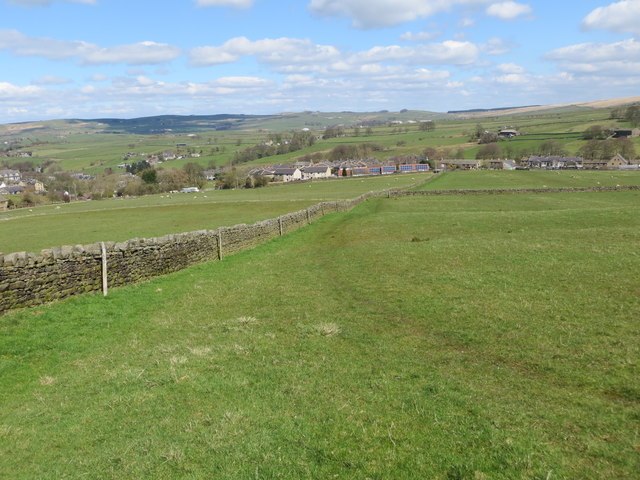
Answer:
[417, 169, 640, 190]
[3, 105, 639, 172]
[0, 174, 428, 254]
[1, 190, 638, 478]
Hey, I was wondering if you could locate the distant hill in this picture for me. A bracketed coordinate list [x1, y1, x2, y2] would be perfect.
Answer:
[448, 105, 541, 114]
[1, 96, 638, 137]
[0, 110, 445, 137]
[450, 96, 640, 118]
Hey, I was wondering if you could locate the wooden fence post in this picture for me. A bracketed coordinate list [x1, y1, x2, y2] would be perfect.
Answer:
[100, 242, 108, 297]
[217, 231, 223, 260]
[278, 217, 283, 236]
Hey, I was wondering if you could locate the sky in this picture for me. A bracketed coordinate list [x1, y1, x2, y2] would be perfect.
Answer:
[1, 0, 639, 122]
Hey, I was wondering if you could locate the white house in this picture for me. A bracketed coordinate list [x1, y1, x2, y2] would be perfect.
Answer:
[272, 167, 302, 182]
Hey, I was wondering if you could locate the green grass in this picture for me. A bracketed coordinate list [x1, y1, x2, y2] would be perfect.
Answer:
[417, 170, 640, 191]
[0, 174, 429, 254]
[1, 189, 638, 478]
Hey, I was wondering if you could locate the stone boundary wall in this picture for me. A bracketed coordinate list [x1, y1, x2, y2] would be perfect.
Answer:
[3, 183, 635, 314]
[391, 185, 640, 197]
[0, 189, 388, 314]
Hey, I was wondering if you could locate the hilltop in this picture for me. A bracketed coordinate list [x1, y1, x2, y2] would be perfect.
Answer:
[1, 96, 638, 137]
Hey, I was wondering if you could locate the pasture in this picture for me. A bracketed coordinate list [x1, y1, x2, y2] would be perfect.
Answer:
[0, 173, 427, 254]
[3, 105, 639, 173]
[1, 180, 638, 479]
[417, 169, 640, 190]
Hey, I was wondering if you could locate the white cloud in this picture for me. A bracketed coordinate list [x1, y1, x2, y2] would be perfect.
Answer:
[400, 31, 440, 42]
[190, 37, 341, 67]
[0, 30, 181, 65]
[0, 29, 92, 59]
[495, 73, 529, 84]
[481, 37, 513, 55]
[195, 0, 253, 7]
[191, 36, 481, 76]
[582, 0, 640, 36]
[308, 0, 495, 29]
[0, 82, 44, 100]
[81, 41, 182, 65]
[358, 41, 479, 65]
[459, 18, 476, 28]
[88, 74, 109, 82]
[546, 38, 640, 75]
[213, 76, 272, 88]
[486, 2, 532, 20]
[31, 75, 72, 85]
[496, 62, 525, 73]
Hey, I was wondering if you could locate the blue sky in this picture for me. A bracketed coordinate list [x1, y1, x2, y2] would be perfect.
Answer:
[1, 0, 639, 122]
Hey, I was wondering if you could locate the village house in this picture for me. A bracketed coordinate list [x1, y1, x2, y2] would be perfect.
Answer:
[488, 160, 517, 170]
[0, 185, 25, 195]
[271, 167, 302, 182]
[449, 159, 480, 170]
[0, 169, 21, 184]
[583, 154, 630, 170]
[333, 160, 379, 177]
[249, 168, 276, 181]
[203, 170, 223, 181]
[25, 178, 46, 193]
[397, 163, 430, 173]
[301, 165, 332, 180]
[525, 156, 583, 169]
[161, 151, 176, 161]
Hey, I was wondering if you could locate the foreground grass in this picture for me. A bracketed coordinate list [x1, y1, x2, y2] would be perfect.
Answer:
[1, 190, 638, 479]
[417, 170, 640, 191]
[0, 174, 428, 254]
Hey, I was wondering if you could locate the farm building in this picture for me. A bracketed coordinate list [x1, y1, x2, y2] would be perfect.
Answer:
[612, 129, 640, 138]
[498, 128, 519, 138]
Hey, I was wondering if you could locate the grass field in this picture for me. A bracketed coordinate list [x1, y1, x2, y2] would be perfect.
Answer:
[0, 174, 427, 254]
[1, 186, 638, 478]
[417, 169, 640, 190]
[3, 105, 639, 172]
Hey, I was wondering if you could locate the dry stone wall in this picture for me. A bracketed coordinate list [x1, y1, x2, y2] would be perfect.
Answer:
[0, 191, 389, 314]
